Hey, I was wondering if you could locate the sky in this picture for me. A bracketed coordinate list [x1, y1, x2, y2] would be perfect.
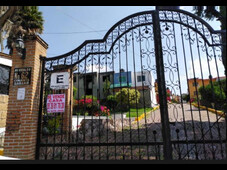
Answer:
[1, 6, 224, 95]
[37, 6, 221, 57]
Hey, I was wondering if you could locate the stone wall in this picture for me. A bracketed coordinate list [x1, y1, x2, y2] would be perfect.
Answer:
[0, 95, 8, 128]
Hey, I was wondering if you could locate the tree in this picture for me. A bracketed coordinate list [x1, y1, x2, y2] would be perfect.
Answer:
[198, 79, 226, 111]
[103, 79, 111, 98]
[193, 6, 226, 75]
[5, 6, 44, 54]
[0, 6, 21, 52]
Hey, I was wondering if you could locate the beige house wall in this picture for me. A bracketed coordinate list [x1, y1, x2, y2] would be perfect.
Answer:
[0, 95, 8, 128]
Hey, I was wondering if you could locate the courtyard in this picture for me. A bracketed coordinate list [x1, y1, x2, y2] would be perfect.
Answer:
[39, 103, 226, 160]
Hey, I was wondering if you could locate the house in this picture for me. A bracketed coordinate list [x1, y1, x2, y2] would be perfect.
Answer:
[0, 52, 12, 142]
[187, 76, 226, 99]
[73, 71, 114, 100]
[73, 69, 157, 108]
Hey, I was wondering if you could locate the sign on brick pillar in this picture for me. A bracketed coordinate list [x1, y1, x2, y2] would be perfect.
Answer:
[3, 36, 48, 160]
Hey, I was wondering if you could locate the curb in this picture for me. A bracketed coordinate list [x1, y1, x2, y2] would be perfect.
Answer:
[0, 148, 3, 156]
[133, 106, 160, 123]
[191, 103, 225, 118]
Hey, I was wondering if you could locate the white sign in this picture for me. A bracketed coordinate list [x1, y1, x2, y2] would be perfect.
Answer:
[50, 72, 69, 90]
[47, 94, 65, 113]
[17, 88, 25, 100]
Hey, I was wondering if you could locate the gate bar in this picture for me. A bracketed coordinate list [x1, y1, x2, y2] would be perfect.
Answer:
[35, 56, 46, 160]
[152, 10, 173, 160]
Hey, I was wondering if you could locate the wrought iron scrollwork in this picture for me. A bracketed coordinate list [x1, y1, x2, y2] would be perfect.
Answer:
[38, 9, 226, 160]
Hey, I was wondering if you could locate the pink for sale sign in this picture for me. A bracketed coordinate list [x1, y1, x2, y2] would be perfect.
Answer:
[47, 94, 65, 113]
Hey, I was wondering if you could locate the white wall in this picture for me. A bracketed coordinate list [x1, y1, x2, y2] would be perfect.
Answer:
[0, 57, 12, 67]
[131, 71, 157, 107]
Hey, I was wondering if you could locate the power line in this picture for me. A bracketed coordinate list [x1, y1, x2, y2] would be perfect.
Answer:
[55, 7, 104, 36]
[43, 30, 108, 35]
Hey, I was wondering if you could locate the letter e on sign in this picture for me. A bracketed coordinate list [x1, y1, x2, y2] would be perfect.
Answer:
[50, 72, 70, 90]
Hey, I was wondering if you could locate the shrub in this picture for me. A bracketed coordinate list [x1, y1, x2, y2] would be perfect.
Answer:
[73, 86, 77, 100]
[73, 96, 110, 117]
[115, 88, 140, 110]
[198, 79, 226, 111]
[43, 115, 62, 135]
[81, 95, 97, 101]
[106, 95, 118, 111]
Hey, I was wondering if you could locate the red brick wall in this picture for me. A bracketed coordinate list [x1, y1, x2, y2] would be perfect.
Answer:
[3, 36, 48, 159]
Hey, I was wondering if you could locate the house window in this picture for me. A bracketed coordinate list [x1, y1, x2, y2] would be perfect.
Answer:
[192, 82, 198, 87]
[119, 76, 126, 83]
[103, 75, 110, 82]
[0, 64, 11, 95]
[73, 76, 77, 83]
[194, 91, 198, 96]
[137, 75, 146, 82]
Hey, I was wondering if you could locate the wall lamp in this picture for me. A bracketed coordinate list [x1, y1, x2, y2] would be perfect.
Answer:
[15, 35, 26, 60]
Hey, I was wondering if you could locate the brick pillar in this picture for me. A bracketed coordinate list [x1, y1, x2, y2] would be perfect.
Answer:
[3, 36, 48, 160]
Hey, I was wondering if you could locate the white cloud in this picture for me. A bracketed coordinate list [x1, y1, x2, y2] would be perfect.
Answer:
[188, 57, 225, 79]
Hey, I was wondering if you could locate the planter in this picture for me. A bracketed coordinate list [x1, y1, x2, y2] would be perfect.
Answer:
[72, 114, 127, 130]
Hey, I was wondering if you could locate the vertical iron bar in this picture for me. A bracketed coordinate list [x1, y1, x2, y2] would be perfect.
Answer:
[67, 68, 73, 160]
[210, 34, 225, 159]
[172, 12, 190, 158]
[124, 24, 133, 160]
[131, 24, 141, 160]
[83, 48, 87, 160]
[98, 44, 101, 160]
[91, 53, 94, 160]
[75, 52, 80, 160]
[35, 56, 46, 160]
[152, 10, 173, 160]
[178, 18, 199, 160]
[104, 43, 109, 160]
[111, 32, 117, 160]
[138, 24, 150, 160]
[118, 27, 125, 160]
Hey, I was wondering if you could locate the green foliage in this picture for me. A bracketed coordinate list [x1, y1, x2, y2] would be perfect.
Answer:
[81, 95, 97, 101]
[115, 88, 141, 108]
[106, 94, 118, 111]
[43, 115, 62, 135]
[193, 6, 222, 21]
[199, 79, 226, 110]
[103, 79, 111, 98]
[193, 6, 226, 72]
[182, 94, 190, 102]
[107, 95, 116, 101]
[73, 86, 77, 100]
[126, 108, 153, 118]
[6, 6, 44, 53]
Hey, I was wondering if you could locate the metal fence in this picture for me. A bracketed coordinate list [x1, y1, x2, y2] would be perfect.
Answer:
[36, 9, 226, 160]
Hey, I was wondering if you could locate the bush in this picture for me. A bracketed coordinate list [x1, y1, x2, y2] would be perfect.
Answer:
[115, 88, 140, 110]
[182, 94, 190, 102]
[73, 96, 110, 117]
[43, 115, 62, 135]
[73, 86, 77, 100]
[105, 95, 118, 111]
[199, 79, 226, 111]
[81, 95, 97, 101]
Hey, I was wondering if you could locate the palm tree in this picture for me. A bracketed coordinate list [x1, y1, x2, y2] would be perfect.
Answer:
[0, 6, 21, 52]
[6, 6, 44, 54]
[193, 6, 226, 75]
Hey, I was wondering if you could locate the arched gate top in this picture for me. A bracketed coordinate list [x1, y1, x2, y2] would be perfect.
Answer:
[44, 9, 223, 71]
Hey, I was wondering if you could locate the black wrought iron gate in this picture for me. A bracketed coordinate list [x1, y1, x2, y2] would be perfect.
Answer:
[36, 9, 226, 160]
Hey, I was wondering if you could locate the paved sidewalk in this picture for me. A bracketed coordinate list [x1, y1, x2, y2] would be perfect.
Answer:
[0, 156, 20, 160]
